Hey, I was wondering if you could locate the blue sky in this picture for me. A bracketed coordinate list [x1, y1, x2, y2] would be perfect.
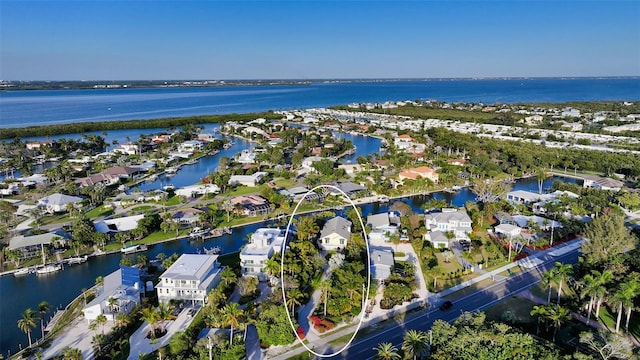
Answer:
[1, 1, 639, 80]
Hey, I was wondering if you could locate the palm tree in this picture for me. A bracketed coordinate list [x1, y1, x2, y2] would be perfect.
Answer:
[61, 347, 83, 360]
[157, 302, 176, 333]
[579, 272, 600, 325]
[320, 280, 331, 317]
[530, 305, 547, 335]
[94, 314, 108, 334]
[220, 303, 243, 345]
[286, 288, 304, 316]
[107, 297, 118, 313]
[373, 342, 401, 360]
[544, 304, 571, 341]
[612, 278, 640, 333]
[263, 257, 281, 278]
[592, 269, 614, 319]
[220, 267, 237, 286]
[552, 262, 572, 304]
[17, 308, 38, 347]
[401, 329, 429, 360]
[37, 301, 50, 340]
[140, 307, 160, 338]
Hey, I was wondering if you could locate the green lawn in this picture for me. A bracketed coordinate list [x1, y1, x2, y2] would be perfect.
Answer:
[434, 252, 463, 274]
[597, 306, 640, 339]
[484, 296, 538, 325]
[129, 205, 158, 215]
[36, 213, 72, 226]
[164, 196, 181, 206]
[85, 205, 114, 219]
[226, 184, 268, 197]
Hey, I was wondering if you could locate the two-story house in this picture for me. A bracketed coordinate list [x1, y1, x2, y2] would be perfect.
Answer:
[240, 228, 290, 281]
[156, 254, 223, 305]
[424, 208, 472, 249]
[318, 216, 352, 251]
[367, 212, 400, 241]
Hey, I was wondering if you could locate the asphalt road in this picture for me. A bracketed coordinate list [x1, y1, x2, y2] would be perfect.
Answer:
[316, 249, 582, 359]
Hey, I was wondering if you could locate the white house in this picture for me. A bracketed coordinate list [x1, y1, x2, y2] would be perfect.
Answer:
[318, 216, 351, 251]
[425, 230, 451, 249]
[94, 214, 145, 233]
[367, 212, 400, 241]
[302, 156, 330, 170]
[371, 249, 394, 281]
[237, 150, 257, 164]
[178, 140, 204, 153]
[83, 266, 142, 322]
[240, 228, 290, 281]
[114, 143, 140, 156]
[9, 231, 68, 259]
[582, 176, 624, 191]
[494, 223, 522, 238]
[424, 208, 472, 239]
[229, 172, 268, 187]
[38, 193, 83, 213]
[174, 184, 220, 198]
[156, 254, 223, 305]
[0, 182, 20, 196]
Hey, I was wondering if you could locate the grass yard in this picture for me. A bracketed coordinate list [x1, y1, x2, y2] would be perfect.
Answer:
[129, 205, 158, 214]
[36, 213, 72, 226]
[85, 205, 113, 219]
[597, 306, 640, 339]
[434, 252, 463, 274]
[484, 296, 538, 326]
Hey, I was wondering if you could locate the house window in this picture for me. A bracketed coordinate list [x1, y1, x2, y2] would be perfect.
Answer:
[340, 239, 345, 245]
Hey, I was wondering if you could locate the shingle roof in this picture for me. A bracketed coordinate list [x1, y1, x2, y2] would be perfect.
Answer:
[38, 193, 83, 207]
[320, 217, 352, 240]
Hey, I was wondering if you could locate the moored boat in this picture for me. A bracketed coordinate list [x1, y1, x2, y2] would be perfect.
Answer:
[36, 264, 63, 275]
[14, 267, 32, 276]
[121, 244, 148, 254]
[204, 246, 222, 255]
[67, 255, 88, 264]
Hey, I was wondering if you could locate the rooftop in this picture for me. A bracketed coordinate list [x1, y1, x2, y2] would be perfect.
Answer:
[161, 254, 219, 281]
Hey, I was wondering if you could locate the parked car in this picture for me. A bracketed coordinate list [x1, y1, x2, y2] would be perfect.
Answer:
[439, 300, 453, 311]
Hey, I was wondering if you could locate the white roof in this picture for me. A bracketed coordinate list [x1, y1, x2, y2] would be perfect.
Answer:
[94, 214, 145, 233]
[38, 193, 83, 207]
[161, 254, 218, 281]
[494, 223, 521, 235]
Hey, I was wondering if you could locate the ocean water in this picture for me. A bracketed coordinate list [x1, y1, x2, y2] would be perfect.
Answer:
[1, 78, 639, 128]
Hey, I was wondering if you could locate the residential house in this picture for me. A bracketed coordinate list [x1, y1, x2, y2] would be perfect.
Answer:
[424, 208, 472, 248]
[151, 134, 172, 144]
[8, 231, 69, 259]
[0, 182, 20, 196]
[425, 230, 450, 249]
[171, 208, 203, 226]
[329, 181, 368, 198]
[94, 214, 145, 234]
[446, 159, 467, 166]
[114, 143, 139, 156]
[197, 133, 216, 142]
[83, 266, 142, 322]
[178, 140, 204, 153]
[511, 215, 562, 231]
[494, 223, 522, 238]
[175, 184, 220, 198]
[506, 190, 579, 213]
[393, 134, 413, 146]
[76, 166, 141, 187]
[371, 248, 395, 281]
[237, 150, 257, 164]
[156, 254, 223, 305]
[582, 176, 624, 191]
[302, 156, 329, 170]
[230, 195, 271, 216]
[318, 216, 352, 251]
[279, 186, 324, 202]
[38, 193, 83, 213]
[367, 212, 400, 241]
[398, 166, 439, 184]
[338, 164, 364, 177]
[229, 172, 268, 187]
[25, 141, 54, 151]
[240, 228, 291, 281]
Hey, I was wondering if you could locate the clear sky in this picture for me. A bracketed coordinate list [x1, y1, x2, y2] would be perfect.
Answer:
[1, 1, 639, 80]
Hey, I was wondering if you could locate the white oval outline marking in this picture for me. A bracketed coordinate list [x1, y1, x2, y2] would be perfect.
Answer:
[280, 184, 371, 357]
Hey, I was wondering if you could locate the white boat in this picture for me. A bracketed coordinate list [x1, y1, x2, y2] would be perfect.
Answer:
[36, 264, 63, 275]
[378, 195, 389, 203]
[162, 184, 175, 191]
[14, 268, 31, 276]
[166, 167, 178, 174]
[67, 255, 88, 265]
[121, 244, 148, 254]
[185, 159, 198, 165]
[204, 246, 222, 255]
[148, 174, 158, 181]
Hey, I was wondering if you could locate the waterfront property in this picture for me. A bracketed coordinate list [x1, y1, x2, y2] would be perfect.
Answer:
[76, 166, 141, 187]
[94, 214, 145, 233]
[230, 195, 271, 216]
[398, 166, 439, 184]
[82, 266, 142, 322]
[367, 211, 400, 241]
[318, 216, 352, 251]
[228, 172, 268, 187]
[424, 208, 472, 248]
[240, 228, 290, 281]
[582, 175, 624, 191]
[37, 193, 83, 213]
[8, 231, 68, 259]
[278, 186, 324, 202]
[156, 254, 223, 305]
[506, 189, 579, 213]
[174, 184, 220, 198]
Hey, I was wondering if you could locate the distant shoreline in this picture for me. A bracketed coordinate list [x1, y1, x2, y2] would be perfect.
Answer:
[2, 76, 638, 92]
